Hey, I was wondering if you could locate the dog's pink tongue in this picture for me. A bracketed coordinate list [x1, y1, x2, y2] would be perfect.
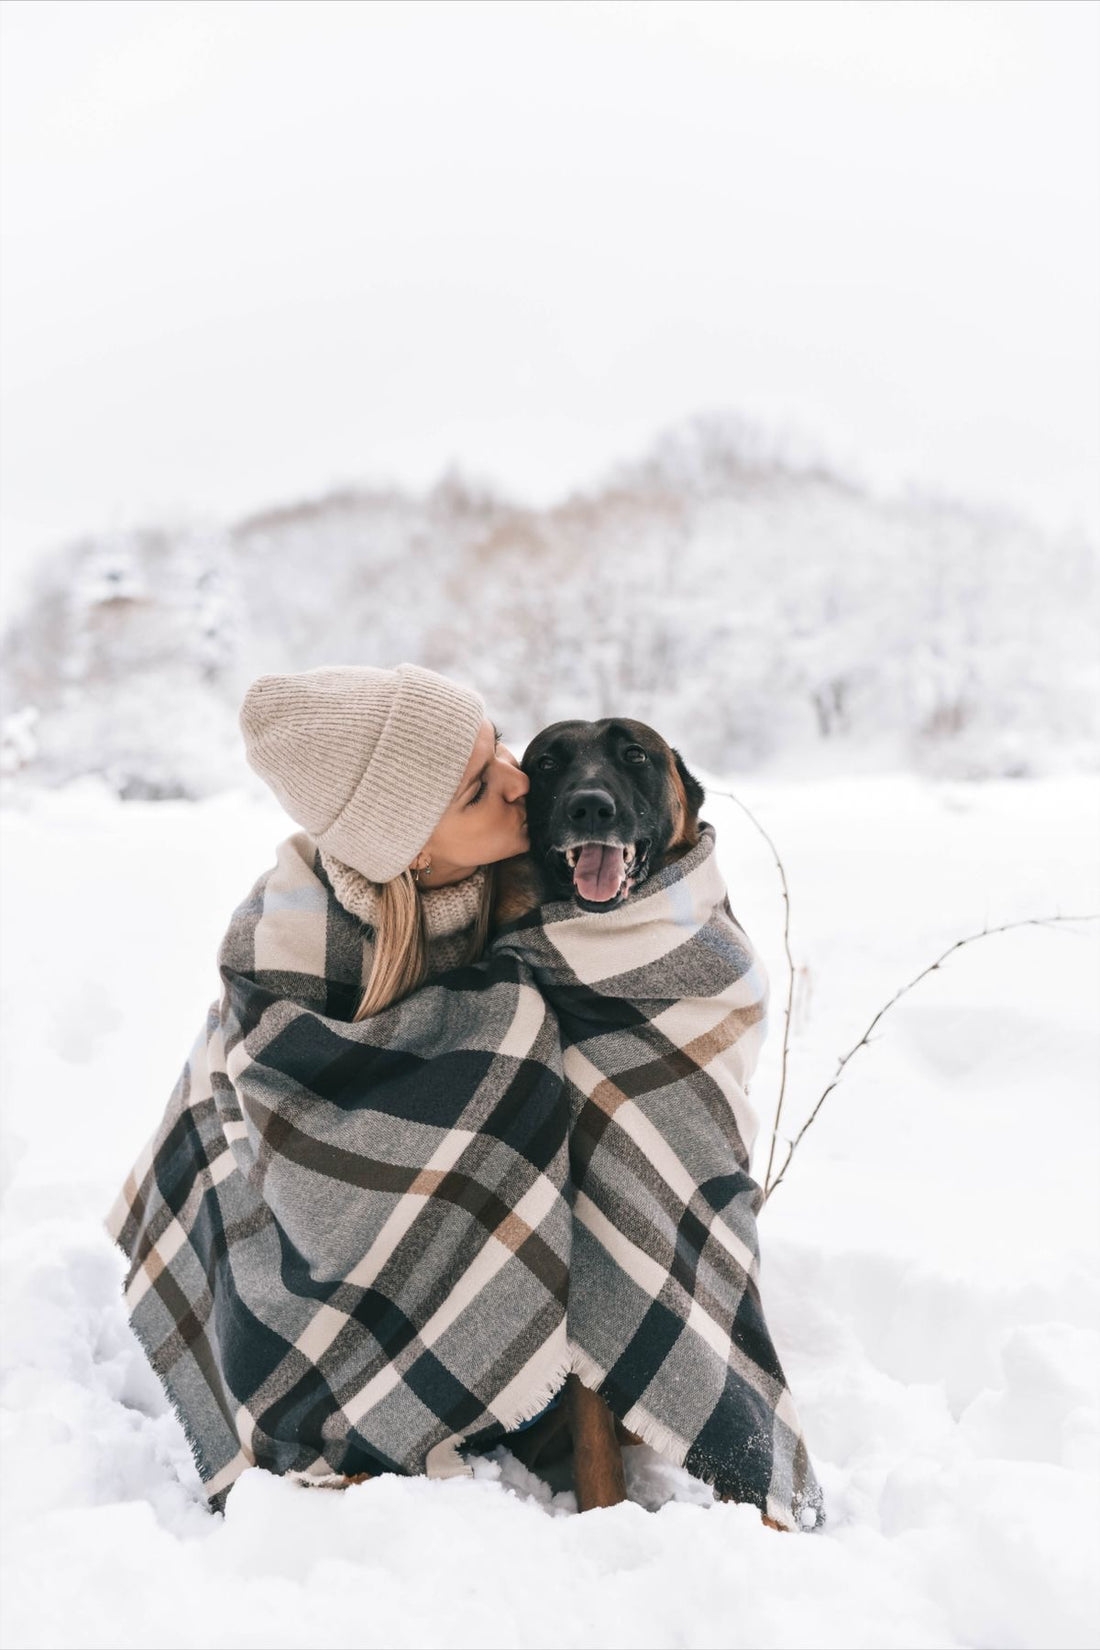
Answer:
[573, 843, 626, 902]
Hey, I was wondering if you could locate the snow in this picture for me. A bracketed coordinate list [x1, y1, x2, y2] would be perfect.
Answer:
[1, 772, 1098, 1649]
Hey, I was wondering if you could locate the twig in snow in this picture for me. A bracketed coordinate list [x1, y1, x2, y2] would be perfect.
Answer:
[761, 911, 1100, 1202]
[705, 785, 797, 1196]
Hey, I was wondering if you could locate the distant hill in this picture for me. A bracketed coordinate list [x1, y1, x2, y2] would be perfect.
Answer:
[2, 414, 1096, 797]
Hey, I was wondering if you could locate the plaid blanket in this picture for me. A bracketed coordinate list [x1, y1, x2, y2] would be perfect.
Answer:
[106, 822, 823, 1529]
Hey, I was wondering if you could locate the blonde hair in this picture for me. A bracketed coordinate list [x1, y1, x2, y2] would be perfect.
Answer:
[352, 863, 499, 1021]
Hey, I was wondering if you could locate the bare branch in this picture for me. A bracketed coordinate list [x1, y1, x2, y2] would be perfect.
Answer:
[762, 911, 1100, 1202]
[706, 785, 797, 1195]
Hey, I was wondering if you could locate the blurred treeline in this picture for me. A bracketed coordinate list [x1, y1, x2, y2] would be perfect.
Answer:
[2, 416, 1096, 796]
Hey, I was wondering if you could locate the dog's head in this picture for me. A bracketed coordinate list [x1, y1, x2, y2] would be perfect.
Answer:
[521, 718, 706, 911]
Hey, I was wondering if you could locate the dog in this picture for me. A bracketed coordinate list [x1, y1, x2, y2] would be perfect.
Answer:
[491, 717, 708, 1514]
[493, 716, 706, 928]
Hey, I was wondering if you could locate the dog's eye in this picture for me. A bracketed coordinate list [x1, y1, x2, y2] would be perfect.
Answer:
[623, 745, 648, 764]
[536, 755, 557, 772]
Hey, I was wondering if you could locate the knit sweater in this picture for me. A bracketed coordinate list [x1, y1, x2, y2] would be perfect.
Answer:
[318, 843, 488, 977]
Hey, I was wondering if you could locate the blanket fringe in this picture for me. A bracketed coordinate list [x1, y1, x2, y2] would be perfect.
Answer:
[424, 1437, 473, 1481]
[567, 1340, 814, 1530]
[106, 1239, 236, 1511]
[494, 1350, 575, 1436]
[566, 1340, 693, 1474]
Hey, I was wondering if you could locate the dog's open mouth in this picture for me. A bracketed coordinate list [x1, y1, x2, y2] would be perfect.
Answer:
[557, 840, 651, 904]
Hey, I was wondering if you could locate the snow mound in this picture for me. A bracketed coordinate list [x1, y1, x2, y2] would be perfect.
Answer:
[1, 775, 1097, 1649]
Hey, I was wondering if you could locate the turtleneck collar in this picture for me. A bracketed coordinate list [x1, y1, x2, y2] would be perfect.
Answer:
[318, 846, 488, 940]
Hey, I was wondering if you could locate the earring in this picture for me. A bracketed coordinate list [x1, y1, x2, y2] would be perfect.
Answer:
[413, 860, 432, 884]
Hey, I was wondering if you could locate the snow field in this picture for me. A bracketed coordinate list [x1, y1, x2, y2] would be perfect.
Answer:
[1, 773, 1097, 1649]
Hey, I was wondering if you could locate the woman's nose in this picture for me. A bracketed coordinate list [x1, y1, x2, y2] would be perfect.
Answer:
[502, 763, 529, 799]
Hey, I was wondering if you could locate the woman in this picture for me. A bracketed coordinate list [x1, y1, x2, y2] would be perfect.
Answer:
[108, 662, 823, 1530]
[235, 661, 531, 1018]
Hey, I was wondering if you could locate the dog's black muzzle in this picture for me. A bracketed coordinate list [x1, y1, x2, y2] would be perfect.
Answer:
[534, 787, 655, 911]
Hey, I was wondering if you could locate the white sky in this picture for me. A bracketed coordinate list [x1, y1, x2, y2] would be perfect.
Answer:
[1, 0, 1097, 614]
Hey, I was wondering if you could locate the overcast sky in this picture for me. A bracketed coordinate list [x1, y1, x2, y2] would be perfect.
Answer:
[2, 0, 1097, 614]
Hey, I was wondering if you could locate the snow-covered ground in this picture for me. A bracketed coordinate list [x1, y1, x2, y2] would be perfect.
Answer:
[1, 772, 1097, 1650]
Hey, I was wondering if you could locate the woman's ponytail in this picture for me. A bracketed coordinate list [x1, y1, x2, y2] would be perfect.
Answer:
[353, 863, 498, 1020]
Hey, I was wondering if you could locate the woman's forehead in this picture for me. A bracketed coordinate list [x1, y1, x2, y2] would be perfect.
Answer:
[457, 717, 496, 780]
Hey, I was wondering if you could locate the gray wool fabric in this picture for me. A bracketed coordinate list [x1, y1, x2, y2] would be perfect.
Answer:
[238, 663, 486, 883]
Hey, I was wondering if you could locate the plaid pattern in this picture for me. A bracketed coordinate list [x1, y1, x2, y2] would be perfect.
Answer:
[106, 822, 823, 1528]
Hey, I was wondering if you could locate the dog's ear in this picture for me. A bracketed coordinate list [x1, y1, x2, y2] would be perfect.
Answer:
[671, 748, 705, 823]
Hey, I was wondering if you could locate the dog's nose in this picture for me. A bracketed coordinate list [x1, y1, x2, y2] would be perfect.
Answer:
[567, 788, 616, 832]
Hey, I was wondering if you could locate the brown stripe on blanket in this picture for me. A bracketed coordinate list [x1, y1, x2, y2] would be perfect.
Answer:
[248, 1100, 429, 1196]
[146, 1265, 218, 1382]
[679, 998, 768, 1071]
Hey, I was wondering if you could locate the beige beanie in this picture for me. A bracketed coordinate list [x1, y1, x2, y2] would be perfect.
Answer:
[239, 663, 486, 883]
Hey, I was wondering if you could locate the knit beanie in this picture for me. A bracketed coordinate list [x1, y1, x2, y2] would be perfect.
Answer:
[238, 663, 486, 883]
